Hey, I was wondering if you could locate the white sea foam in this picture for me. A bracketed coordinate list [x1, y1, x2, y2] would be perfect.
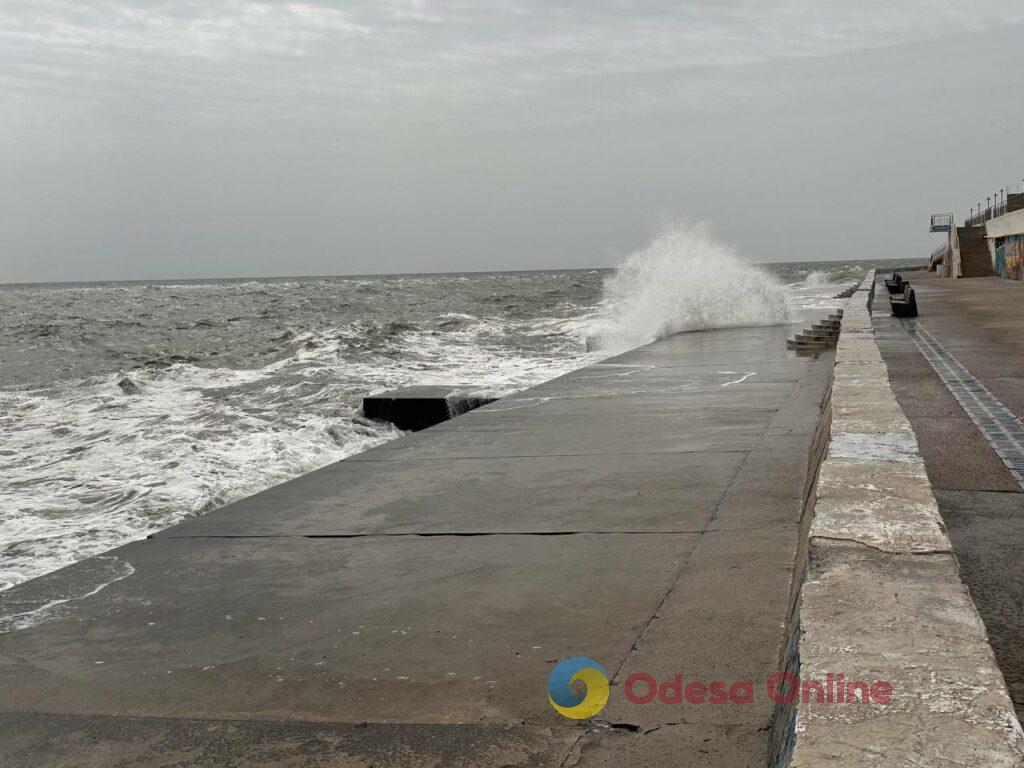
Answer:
[588, 223, 790, 351]
[0, 556, 135, 633]
[0, 309, 599, 591]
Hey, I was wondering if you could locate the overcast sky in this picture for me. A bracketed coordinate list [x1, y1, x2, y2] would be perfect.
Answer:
[2, 1, 1023, 282]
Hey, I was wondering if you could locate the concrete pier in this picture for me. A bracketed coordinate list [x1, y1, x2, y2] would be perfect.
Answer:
[0, 323, 832, 767]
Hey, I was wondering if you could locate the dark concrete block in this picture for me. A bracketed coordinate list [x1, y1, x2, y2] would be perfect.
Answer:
[362, 385, 497, 431]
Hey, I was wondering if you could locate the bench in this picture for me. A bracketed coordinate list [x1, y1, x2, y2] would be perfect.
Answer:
[889, 283, 918, 318]
[884, 272, 905, 294]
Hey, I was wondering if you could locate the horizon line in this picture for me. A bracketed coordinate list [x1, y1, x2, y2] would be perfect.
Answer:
[0, 256, 918, 288]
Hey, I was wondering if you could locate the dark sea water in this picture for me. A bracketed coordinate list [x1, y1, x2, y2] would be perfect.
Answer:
[0, 255, 918, 590]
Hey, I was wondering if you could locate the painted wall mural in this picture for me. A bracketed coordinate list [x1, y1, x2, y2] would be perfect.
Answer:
[995, 235, 1024, 281]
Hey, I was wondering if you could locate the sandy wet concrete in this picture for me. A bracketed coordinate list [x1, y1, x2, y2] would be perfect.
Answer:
[874, 271, 1024, 721]
[0, 324, 833, 768]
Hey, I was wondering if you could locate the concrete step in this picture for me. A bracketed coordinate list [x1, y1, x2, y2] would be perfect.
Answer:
[957, 223, 993, 279]
[787, 339, 831, 351]
[961, 251, 995, 277]
[796, 334, 838, 345]
[788, 311, 843, 350]
[791, 333, 835, 344]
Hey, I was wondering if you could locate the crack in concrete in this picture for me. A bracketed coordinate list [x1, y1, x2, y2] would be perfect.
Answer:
[160, 527, 769, 540]
[342, 444, 761, 462]
[555, 450, 757, 762]
[808, 533, 951, 557]
[344, 447, 762, 462]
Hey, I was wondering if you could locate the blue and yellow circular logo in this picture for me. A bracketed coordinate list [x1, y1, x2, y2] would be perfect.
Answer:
[547, 657, 609, 719]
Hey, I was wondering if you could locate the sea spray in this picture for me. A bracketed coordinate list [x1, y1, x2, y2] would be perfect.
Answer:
[589, 223, 790, 351]
[802, 270, 828, 288]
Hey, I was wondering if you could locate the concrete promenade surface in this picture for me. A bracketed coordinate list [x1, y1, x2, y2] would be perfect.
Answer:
[0, 324, 832, 767]
[874, 272, 1024, 721]
[792, 274, 1023, 767]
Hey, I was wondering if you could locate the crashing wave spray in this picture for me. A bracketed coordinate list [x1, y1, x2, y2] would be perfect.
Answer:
[589, 223, 790, 352]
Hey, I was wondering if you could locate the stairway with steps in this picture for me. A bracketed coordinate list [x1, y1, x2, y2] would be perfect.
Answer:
[957, 226, 994, 277]
[786, 311, 842, 354]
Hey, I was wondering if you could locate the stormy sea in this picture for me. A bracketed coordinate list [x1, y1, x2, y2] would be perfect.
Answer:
[0, 228, 918, 590]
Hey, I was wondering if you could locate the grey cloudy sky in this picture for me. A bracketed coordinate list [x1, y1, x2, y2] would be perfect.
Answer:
[2, 1, 1023, 282]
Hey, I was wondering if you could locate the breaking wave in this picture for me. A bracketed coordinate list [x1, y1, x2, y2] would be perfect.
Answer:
[589, 223, 790, 351]
[801, 270, 829, 288]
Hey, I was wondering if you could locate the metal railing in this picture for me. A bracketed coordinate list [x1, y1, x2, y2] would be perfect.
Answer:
[967, 180, 1024, 226]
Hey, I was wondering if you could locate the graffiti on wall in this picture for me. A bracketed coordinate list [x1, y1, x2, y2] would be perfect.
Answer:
[995, 235, 1024, 281]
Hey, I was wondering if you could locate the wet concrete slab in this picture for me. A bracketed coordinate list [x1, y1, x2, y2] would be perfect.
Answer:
[935, 490, 1024, 719]
[0, 534, 697, 724]
[0, 323, 833, 767]
[156, 451, 748, 536]
[0, 712, 580, 768]
[348, 405, 782, 460]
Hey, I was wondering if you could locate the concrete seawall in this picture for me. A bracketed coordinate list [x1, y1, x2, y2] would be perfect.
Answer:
[0, 322, 834, 767]
[791, 271, 1024, 765]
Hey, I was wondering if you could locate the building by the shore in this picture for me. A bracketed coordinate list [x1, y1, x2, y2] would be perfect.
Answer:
[930, 184, 1024, 280]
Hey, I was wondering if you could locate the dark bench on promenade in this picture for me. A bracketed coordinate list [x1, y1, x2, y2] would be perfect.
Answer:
[885, 272, 905, 294]
[890, 282, 918, 318]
